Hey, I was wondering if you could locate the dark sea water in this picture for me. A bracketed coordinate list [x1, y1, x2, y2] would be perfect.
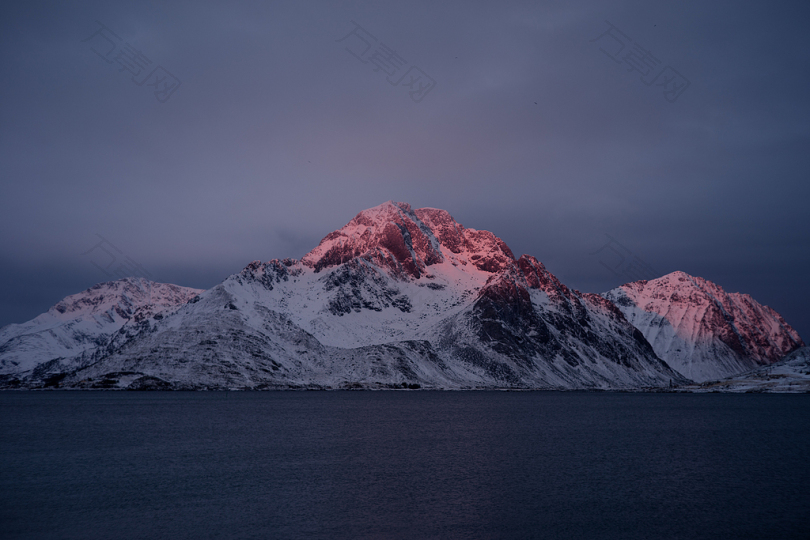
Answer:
[1, 392, 808, 540]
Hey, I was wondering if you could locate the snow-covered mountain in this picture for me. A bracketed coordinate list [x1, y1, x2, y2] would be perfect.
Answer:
[0, 278, 202, 382]
[32, 201, 685, 390]
[684, 347, 810, 393]
[3, 202, 802, 391]
[603, 272, 804, 382]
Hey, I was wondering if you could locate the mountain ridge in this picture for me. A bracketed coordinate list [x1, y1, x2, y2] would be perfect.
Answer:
[0, 202, 802, 390]
[0, 278, 202, 380]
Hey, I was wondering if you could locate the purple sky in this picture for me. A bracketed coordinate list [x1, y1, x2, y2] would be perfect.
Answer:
[1, 0, 809, 339]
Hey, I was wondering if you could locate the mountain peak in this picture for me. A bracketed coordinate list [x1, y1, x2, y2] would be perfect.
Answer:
[301, 201, 443, 278]
[604, 272, 804, 381]
[0, 278, 202, 377]
[343, 201, 417, 229]
[301, 202, 515, 278]
[49, 277, 201, 319]
[661, 270, 691, 281]
[359, 200, 413, 217]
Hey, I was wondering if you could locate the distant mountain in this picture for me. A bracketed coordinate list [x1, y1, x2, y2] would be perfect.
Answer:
[0, 278, 202, 383]
[2, 202, 801, 391]
[685, 347, 810, 393]
[603, 272, 804, 382]
[9, 201, 685, 390]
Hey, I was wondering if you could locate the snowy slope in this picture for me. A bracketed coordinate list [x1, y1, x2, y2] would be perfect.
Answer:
[685, 347, 810, 393]
[58, 202, 685, 390]
[0, 278, 202, 379]
[603, 272, 804, 382]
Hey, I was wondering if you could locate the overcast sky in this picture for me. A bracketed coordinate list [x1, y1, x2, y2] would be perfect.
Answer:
[1, 0, 808, 339]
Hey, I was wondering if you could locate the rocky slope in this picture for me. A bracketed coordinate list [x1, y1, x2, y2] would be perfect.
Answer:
[603, 272, 804, 382]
